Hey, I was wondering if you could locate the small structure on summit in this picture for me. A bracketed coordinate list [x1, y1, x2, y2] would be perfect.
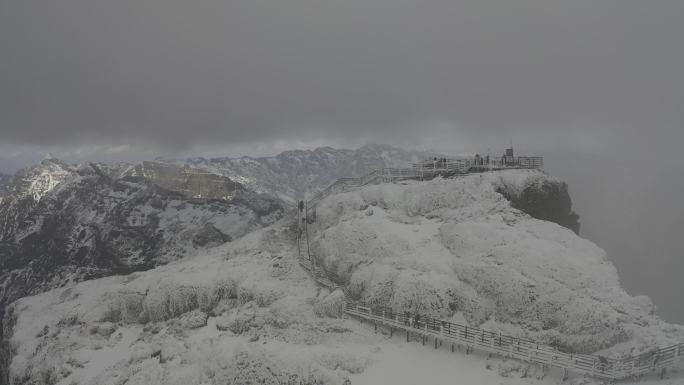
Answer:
[411, 146, 543, 174]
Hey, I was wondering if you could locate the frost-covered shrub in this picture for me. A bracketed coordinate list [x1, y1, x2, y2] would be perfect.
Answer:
[144, 283, 206, 322]
[143, 278, 238, 322]
[212, 346, 349, 385]
[215, 313, 235, 332]
[101, 292, 146, 323]
[214, 300, 295, 335]
[347, 266, 461, 319]
[315, 191, 369, 229]
[313, 290, 345, 318]
[180, 310, 208, 329]
[218, 304, 257, 334]
[89, 322, 117, 337]
[388, 275, 448, 316]
[210, 298, 239, 317]
[212, 278, 238, 302]
[347, 265, 393, 302]
[237, 285, 255, 305]
[57, 313, 80, 327]
[237, 282, 284, 307]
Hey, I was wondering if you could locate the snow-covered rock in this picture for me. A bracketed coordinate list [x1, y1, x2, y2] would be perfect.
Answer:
[307, 170, 684, 355]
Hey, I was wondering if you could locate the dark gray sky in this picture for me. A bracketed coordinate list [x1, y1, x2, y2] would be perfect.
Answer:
[1, 1, 683, 322]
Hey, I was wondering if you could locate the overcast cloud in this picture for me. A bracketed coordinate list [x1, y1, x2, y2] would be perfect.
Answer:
[1, 1, 683, 321]
[1, 0, 683, 156]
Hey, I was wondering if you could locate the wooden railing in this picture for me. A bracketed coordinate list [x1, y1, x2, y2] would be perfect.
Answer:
[303, 156, 543, 217]
[344, 303, 684, 380]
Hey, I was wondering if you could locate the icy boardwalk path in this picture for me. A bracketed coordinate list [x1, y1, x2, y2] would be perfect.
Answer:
[352, 338, 684, 385]
[352, 339, 553, 385]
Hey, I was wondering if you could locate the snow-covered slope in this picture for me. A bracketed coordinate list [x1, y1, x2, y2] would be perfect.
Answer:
[15, 158, 74, 202]
[0, 160, 286, 308]
[3, 225, 381, 385]
[2, 166, 682, 385]
[307, 170, 684, 356]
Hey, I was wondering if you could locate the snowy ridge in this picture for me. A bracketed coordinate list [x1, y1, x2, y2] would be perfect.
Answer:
[295, 168, 684, 381]
[162, 143, 446, 203]
[14, 159, 75, 202]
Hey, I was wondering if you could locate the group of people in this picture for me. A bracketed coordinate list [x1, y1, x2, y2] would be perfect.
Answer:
[404, 311, 421, 328]
[402, 312, 452, 334]
[431, 157, 449, 170]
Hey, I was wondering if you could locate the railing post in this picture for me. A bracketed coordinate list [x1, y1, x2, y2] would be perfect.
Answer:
[631, 357, 637, 377]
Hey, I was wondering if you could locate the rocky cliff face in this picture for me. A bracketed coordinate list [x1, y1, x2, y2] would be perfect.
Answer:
[494, 173, 581, 234]
[0, 175, 11, 198]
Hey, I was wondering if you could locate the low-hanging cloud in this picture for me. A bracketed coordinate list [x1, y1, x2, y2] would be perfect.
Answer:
[1, 0, 683, 157]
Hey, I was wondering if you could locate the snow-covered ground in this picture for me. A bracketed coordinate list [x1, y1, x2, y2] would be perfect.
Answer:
[5, 170, 684, 384]
[351, 332, 684, 385]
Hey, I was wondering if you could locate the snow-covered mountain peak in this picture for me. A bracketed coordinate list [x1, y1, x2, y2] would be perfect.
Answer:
[16, 157, 75, 202]
[41, 152, 58, 161]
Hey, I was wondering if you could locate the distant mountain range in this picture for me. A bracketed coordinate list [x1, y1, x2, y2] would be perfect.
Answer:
[0, 143, 576, 305]
[164, 143, 445, 202]
[0, 143, 446, 305]
[0, 144, 589, 384]
[0, 158, 285, 305]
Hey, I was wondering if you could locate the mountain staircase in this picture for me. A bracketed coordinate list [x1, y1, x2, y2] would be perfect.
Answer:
[294, 163, 684, 382]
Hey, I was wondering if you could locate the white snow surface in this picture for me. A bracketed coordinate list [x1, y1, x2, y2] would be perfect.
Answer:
[21, 159, 74, 202]
[8, 224, 378, 384]
[6, 169, 684, 384]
